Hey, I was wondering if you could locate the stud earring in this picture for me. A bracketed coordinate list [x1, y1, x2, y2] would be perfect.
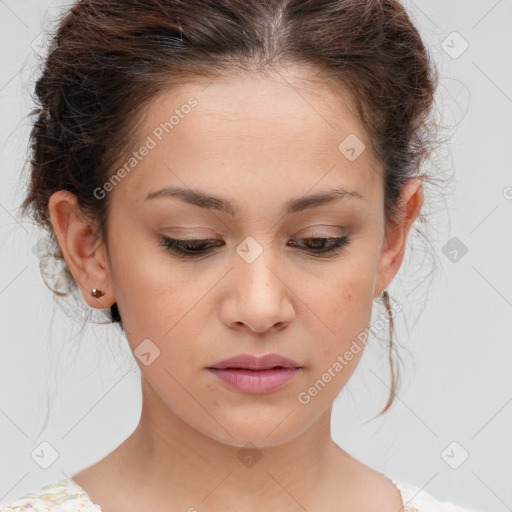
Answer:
[90, 288, 105, 298]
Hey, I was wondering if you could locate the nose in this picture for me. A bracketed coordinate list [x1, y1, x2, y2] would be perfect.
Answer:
[219, 251, 295, 334]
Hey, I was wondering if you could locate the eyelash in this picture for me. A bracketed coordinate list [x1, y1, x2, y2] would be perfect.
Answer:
[158, 235, 351, 259]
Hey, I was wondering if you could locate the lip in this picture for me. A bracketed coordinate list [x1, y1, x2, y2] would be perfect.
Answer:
[206, 353, 302, 394]
[207, 353, 302, 371]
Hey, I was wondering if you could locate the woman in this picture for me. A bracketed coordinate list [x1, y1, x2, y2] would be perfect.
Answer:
[1, 0, 479, 511]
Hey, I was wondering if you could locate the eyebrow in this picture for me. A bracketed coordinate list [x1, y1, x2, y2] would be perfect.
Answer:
[144, 186, 365, 216]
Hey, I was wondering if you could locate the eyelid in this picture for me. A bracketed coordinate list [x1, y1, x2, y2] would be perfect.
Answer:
[305, 229, 346, 236]
[161, 227, 221, 237]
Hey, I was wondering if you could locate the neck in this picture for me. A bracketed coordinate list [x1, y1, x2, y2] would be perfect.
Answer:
[106, 376, 356, 511]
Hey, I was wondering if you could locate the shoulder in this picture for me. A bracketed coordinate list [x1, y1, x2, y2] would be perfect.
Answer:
[393, 480, 480, 512]
[0, 478, 102, 512]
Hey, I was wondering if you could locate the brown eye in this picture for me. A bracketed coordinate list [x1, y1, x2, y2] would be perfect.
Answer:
[287, 236, 351, 256]
[159, 237, 223, 258]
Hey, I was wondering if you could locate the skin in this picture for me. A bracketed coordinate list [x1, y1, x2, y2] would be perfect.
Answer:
[48, 66, 423, 512]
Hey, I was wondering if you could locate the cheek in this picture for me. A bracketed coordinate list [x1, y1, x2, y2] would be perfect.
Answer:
[293, 280, 372, 410]
[298, 261, 375, 332]
[108, 244, 223, 387]
[106, 229, 202, 344]
[293, 257, 376, 377]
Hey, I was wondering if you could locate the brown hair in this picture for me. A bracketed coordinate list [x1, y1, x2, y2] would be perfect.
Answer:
[20, 0, 444, 418]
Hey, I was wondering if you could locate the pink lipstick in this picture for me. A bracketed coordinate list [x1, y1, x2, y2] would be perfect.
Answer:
[207, 353, 302, 394]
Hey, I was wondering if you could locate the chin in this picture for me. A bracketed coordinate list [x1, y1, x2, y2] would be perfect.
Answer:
[197, 412, 313, 450]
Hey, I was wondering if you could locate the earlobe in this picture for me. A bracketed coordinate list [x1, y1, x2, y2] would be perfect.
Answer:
[48, 190, 115, 309]
[374, 178, 424, 297]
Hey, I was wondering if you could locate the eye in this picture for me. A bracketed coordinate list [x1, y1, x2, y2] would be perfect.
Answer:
[287, 235, 351, 256]
[158, 235, 351, 259]
[158, 237, 223, 258]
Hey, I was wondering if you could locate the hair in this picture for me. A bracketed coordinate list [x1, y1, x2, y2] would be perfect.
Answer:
[19, 0, 446, 424]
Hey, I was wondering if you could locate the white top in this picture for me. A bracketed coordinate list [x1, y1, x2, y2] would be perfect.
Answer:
[0, 477, 480, 511]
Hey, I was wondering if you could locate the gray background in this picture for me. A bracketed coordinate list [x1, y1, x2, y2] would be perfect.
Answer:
[1, 1, 511, 510]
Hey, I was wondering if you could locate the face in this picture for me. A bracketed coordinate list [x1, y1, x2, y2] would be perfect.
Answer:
[50, 66, 422, 448]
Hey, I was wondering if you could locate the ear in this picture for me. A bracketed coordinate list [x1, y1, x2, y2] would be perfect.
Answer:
[48, 190, 115, 309]
[374, 178, 424, 299]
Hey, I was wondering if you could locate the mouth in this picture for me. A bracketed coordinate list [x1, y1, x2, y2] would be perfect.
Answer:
[206, 353, 303, 393]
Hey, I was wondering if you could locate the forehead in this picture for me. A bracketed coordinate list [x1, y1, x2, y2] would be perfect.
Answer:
[115, 68, 383, 212]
